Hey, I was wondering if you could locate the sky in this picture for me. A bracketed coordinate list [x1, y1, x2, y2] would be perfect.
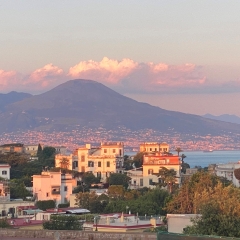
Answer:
[1, 1, 240, 116]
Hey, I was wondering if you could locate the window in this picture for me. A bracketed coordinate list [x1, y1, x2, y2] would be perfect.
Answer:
[148, 169, 153, 175]
[73, 161, 78, 168]
[149, 179, 153, 185]
[81, 166, 85, 172]
[46, 193, 49, 197]
[2, 171, 7, 175]
[119, 149, 122, 156]
[104, 149, 107, 153]
[64, 186, 68, 192]
[113, 149, 116, 153]
[98, 161, 101, 167]
[43, 215, 48, 220]
[97, 172, 101, 178]
[88, 161, 94, 167]
[107, 161, 110, 167]
[140, 179, 143, 186]
[150, 148, 152, 151]
[155, 148, 157, 151]
[81, 155, 85, 162]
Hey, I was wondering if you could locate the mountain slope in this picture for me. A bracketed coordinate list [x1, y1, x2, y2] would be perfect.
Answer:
[0, 91, 32, 111]
[203, 114, 240, 125]
[0, 79, 240, 135]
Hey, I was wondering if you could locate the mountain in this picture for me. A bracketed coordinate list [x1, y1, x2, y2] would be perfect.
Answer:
[0, 79, 240, 135]
[0, 91, 32, 111]
[202, 114, 240, 125]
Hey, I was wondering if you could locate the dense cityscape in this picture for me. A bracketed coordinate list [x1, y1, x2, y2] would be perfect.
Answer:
[0, 127, 239, 152]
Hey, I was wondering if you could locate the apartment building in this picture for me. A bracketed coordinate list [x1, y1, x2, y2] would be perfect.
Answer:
[0, 143, 24, 154]
[128, 153, 181, 189]
[33, 171, 74, 205]
[77, 142, 124, 182]
[139, 142, 169, 153]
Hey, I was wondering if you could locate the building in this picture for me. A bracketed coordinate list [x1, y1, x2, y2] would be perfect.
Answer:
[128, 153, 181, 189]
[139, 142, 169, 153]
[0, 143, 24, 154]
[0, 164, 10, 179]
[181, 168, 198, 183]
[54, 146, 67, 155]
[33, 171, 75, 205]
[76, 142, 124, 182]
[215, 162, 240, 187]
[167, 214, 198, 233]
[24, 144, 39, 156]
[92, 213, 164, 232]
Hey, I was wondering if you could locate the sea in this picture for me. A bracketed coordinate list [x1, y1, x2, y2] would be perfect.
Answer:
[125, 150, 240, 168]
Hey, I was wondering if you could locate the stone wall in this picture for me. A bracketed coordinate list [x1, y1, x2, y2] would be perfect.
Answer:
[0, 229, 157, 240]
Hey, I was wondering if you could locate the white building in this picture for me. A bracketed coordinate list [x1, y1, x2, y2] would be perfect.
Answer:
[33, 171, 75, 205]
[0, 164, 10, 179]
[215, 162, 240, 187]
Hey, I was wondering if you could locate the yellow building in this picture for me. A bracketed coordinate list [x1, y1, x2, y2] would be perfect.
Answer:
[128, 153, 181, 189]
[139, 142, 169, 153]
[77, 142, 124, 182]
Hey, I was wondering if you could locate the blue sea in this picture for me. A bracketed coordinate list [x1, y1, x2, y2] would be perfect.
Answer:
[125, 151, 240, 168]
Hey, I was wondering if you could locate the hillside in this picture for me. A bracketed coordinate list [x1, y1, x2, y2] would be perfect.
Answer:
[0, 79, 240, 135]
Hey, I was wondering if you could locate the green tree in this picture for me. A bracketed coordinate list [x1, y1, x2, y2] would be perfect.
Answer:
[36, 200, 56, 211]
[132, 152, 144, 168]
[108, 173, 131, 189]
[37, 143, 43, 157]
[43, 215, 82, 230]
[158, 167, 177, 193]
[10, 179, 31, 199]
[41, 147, 56, 159]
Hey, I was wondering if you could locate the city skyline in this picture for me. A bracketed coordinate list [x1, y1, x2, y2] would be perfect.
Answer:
[1, 1, 240, 116]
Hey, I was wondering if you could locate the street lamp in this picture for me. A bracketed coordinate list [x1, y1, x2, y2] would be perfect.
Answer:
[126, 206, 129, 214]
[94, 216, 99, 231]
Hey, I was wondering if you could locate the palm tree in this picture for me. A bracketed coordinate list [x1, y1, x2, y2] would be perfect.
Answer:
[175, 147, 183, 156]
[158, 167, 177, 193]
[59, 157, 70, 169]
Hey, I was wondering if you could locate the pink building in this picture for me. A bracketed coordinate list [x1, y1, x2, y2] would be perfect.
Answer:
[33, 171, 74, 205]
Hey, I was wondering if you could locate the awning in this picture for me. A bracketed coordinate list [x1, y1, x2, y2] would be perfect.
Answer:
[66, 209, 90, 214]
[23, 209, 43, 215]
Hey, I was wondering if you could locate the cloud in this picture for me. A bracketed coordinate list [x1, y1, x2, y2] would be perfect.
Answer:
[68, 58, 206, 94]
[68, 57, 138, 84]
[0, 64, 65, 93]
[0, 70, 20, 91]
[0, 57, 240, 95]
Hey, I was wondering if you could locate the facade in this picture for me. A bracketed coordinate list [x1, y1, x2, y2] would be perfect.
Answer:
[215, 162, 240, 187]
[77, 142, 124, 182]
[0, 143, 24, 154]
[139, 142, 169, 153]
[128, 153, 181, 189]
[24, 144, 39, 156]
[0, 200, 35, 217]
[0, 164, 11, 201]
[54, 146, 67, 155]
[33, 171, 74, 205]
[167, 214, 198, 233]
